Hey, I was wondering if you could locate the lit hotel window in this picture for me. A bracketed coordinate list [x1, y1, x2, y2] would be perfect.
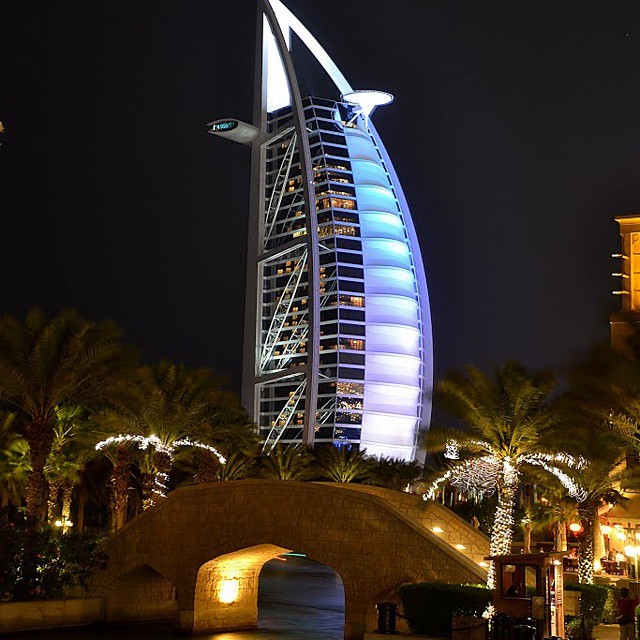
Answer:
[334, 225, 356, 236]
[336, 382, 364, 396]
[338, 295, 364, 307]
[340, 339, 364, 350]
[318, 197, 356, 211]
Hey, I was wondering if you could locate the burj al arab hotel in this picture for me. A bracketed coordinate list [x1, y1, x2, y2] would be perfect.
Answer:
[209, 0, 433, 461]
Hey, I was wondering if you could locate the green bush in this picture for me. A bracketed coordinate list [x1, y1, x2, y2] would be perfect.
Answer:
[0, 516, 108, 601]
[565, 617, 584, 640]
[602, 587, 617, 625]
[399, 582, 491, 636]
[565, 583, 608, 637]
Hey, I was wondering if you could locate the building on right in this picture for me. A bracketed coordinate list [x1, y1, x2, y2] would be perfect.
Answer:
[611, 215, 640, 353]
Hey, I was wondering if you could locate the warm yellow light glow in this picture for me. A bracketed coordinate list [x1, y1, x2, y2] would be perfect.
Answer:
[54, 520, 63, 527]
[617, 531, 627, 541]
[601, 525, 612, 535]
[625, 545, 638, 558]
[635, 532, 640, 541]
[593, 559, 602, 571]
[218, 578, 240, 604]
[479, 561, 489, 568]
[455, 544, 466, 550]
[569, 522, 583, 533]
[616, 552, 625, 562]
[432, 526, 443, 533]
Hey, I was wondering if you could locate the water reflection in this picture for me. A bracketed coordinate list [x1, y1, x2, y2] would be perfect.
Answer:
[34, 555, 345, 640]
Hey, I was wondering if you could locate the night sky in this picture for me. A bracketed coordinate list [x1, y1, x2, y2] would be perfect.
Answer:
[2, 1, 640, 395]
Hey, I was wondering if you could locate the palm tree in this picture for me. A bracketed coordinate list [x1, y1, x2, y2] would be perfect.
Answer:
[193, 449, 255, 483]
[0, 309, 136, 520]
[528, 488, 579, 553]
[0, 412, 30, 509]
[45, 407, 95, 529]
[260, 444, 314, 481]
[560, 426, 640, 583]
[316, 445, 372, 483]
[423, 361, 585, 587]
[95, 361, 251, 508]
[559, 343, 640, 582]
[369, 456, 423, 491]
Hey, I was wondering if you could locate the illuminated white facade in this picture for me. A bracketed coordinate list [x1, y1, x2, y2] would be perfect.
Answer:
[210, 0, 433, 460]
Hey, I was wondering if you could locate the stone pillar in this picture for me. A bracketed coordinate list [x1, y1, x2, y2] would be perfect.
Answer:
[191, 545, 289, 635]
[344, 590, 367, 640]
[193, 565, 261, 633]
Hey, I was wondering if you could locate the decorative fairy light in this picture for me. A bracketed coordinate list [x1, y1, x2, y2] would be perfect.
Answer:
[424, 456, 502, 500]
[95, 434, 226, 465]
[96, 434, 226, 505]
[444, 439, 460, 460]
[173, 438, 227, 464]
[522, 454, 588, 502]
[423, 439, 589, 589]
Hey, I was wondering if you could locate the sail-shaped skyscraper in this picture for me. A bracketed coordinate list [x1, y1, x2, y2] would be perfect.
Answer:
[210, 0, 433, 461]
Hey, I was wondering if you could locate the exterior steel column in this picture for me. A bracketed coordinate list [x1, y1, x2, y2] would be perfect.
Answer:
[241, 3, 267, 419]
[257, 0, 320, 446]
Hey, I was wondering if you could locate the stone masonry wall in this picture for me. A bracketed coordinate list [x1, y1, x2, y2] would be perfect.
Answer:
[93, 481, 487, 639]
[330, 484, 490, 569]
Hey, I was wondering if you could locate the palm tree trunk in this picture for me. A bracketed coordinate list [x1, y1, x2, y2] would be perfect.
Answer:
[555, 521, 568, 552]
[76, 487, 87, 534]
[141, 472, 155, 510]
[523, 521, 532, 554]
[488, 479, 518, 589]
[593, 520, 604, 571]
[47, 479, 62, 522]
[578, 504, 595, 584]
[194, 451, 219, 483]
[25, 417, 55, 521]
[109, 453, 131, 531]
[142, 451, 172, 510]
[61, 481, 73, 531]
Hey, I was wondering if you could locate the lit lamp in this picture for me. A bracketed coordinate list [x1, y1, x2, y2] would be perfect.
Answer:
[218, 578, 240, 605]
[569, 523, 583, 533]
[601, 525, 612, 536]
[617, 531, 627, 541]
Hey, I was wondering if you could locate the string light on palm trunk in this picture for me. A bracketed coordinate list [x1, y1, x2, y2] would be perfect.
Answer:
[96, 434, 226, 504]
[423, 439, 589, 589]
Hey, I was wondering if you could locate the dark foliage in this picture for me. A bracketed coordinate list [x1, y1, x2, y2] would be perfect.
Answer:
[0, 514, 108, 601]
[399, 582, 491, 636]
[565, 583, 608, 636]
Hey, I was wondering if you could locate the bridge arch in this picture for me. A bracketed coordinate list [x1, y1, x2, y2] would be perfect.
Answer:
[93, 480, 485, 639]
[193, 544, 289, 633]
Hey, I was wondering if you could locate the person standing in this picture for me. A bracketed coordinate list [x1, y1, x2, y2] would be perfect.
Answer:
[617, 587, 637, 640]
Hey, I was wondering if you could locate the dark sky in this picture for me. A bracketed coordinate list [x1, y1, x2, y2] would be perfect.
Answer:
[2, 0, 640, 394]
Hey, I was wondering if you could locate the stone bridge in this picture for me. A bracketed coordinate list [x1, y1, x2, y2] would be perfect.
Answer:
[92, 480, 488, 639]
